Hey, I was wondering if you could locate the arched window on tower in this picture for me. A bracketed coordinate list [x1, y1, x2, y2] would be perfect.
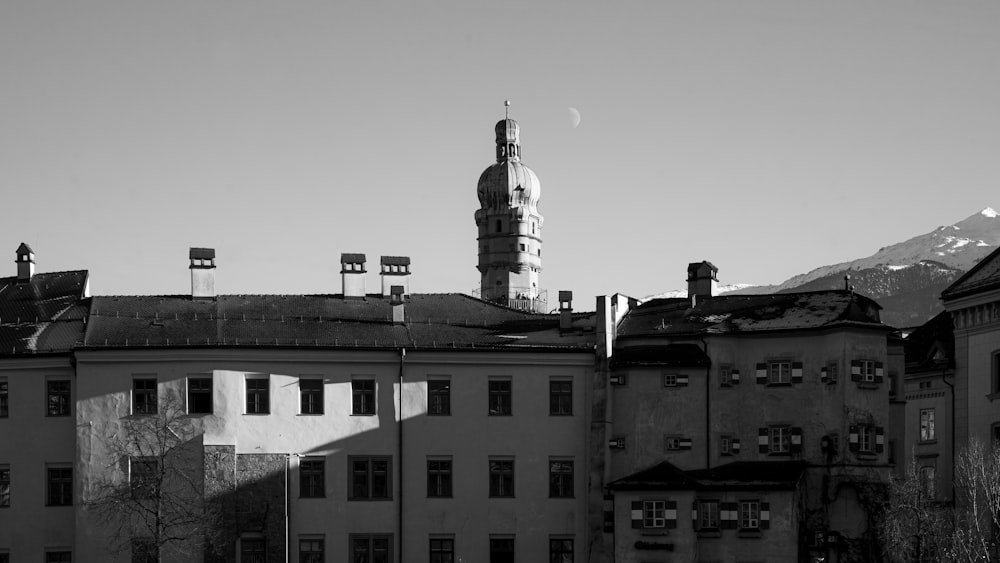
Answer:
[508, 143, 516, 157]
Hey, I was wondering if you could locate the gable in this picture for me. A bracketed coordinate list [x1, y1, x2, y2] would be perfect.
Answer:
[942, 246, 1000, 300]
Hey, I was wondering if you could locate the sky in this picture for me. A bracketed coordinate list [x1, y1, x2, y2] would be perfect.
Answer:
[1, 1, 998, 307]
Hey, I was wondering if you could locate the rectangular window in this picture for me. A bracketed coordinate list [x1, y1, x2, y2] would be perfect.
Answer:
[860, 360, 876, 382]
[0, 378, 8, 417]
[663, 374, 678, 387]
[240, 538, 266, 563]
[300, 379, 324, 415]
[826, 361, 839, 383]
[739, 500, 760, 530]
[643, 499, 666, 528]
[132, 378, 157, 415]
[245, 377, 269, 414]
[349, 456, 391, 500]
[47, 467, 72, 506]
[427, 458, 452, 498]
[549, 379, 572, 415]
[45, 552, 72, 563]
[187, 377, 212, 414]
[0, 465, 9, 507]
[489, 379, 512, 416]
[860, 425, 876, 453]
[428, 379, 451, 416]
[920, 409, 936, 442]
[299, 537, 323, 563]
[719, 366, 732, 386]
[489, 458, 515, 497]
[720, 436, 732, 456]
[768, 362, 791, 384]
[351, 534, 391, 563]
[489, 537, 514, 563]
[47, 380, 71, 416]
[352, 379, 375, 415]
[549, 537, 573, 563]
[665, 437, 682, 451]
[698, 500, 720, 530]
[130, 458, 159, 500]
[549, 459, 574, 498]
[769, 426, 790, 454]
[429, 537, 454, 563]
[300, 459, 325, 498]
[131, 538, 157, 563]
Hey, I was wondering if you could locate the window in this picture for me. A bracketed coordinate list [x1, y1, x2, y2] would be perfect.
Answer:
[920, 409, 936, 442]
[300, 459, 325, 498]
[240, 538, 266, 563]
[739, 500, 760, 530]
[549, 538, 573, 563]
[489, 458, 514, 497]
[549, 379, 572, 415]
[825, 361, 839, 383]
[0, 378, 8, 417]
[489, 537, 514, 563]
[352, 379, 375, 415]
[549, 459, 573, 498]
[130, 458, 159, 500]
[245, 377, 269, 414]
[45, 552, 72, 563]
[47, 467, 72, 506]
[349, 456, 391, 500]
[860, 360, 876, 382]
[429, 537, 454, 563]
[860, 425, 876, 453]
[769, 362, 791, 384]
[0, 465, 9, 507]
[643, 500, 666, 528]
[299, 537, 324, 563]
[720, 436, 733, 456]
[993, 351, 1000, 394]
[698, 500, 720, 530]
[0, 553, 8, 563]
[351, 535, 391, 563]
[665, 437, 681, 451]
[131, 538, 157, 563]
[187, 377, 212, 414]
[769, 426, 790, 454]
[427, 458, 452, 498]
[47, 380, 70, 416]
[489, 380, 512, 416]
[428, 380, 451, 416]
[496, 220, 502, 233]
[663, 374, 677, 387]
[300, 379, 324, 415]
[720, 366, 735, 386]
[132, 378, 157, 415]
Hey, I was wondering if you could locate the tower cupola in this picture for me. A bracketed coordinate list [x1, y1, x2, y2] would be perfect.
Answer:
[15, 242, 35, 282]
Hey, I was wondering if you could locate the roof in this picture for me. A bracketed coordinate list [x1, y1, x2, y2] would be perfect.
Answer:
[0, 270, 90, 355]
[380, 256, 410, 266]
[616, 291, 888, 339]
[16, 242, 33, 255]
[941, 245, 1000, 301]
[609, 343, 710, 369]
[904, 311, 954, 373]
[189, 248, 215, 260]
[341, 253, 366, 263]
[609, 460, 807, 492]
[83, 293, 596, 351]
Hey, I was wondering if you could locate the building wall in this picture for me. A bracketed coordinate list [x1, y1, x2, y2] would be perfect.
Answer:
[902, 371, 952, 501]
[0, 356, 77, 561]
[946, 291, 1000, 455]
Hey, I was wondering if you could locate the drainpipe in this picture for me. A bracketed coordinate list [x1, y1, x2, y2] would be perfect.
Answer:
[941, 368, 955, 504]
[702, 338, 711, 469]
[398, 348, 406, 556]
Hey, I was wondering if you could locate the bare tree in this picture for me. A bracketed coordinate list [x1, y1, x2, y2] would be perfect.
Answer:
[85, 389, 219, 562]
[950, 438, 1000, 562]
[880, 458, 953, 562]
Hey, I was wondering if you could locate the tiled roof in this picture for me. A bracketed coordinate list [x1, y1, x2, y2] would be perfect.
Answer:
[0, 271, 90, 355]
[609, 343, 710, 369]
[617, 291, 888, 339]
[609, 460, 806, 491]
[380, 256, 411, 266]
[189, 248, 215, 260]
[942, 245, 1000, 300]
[341, 253, 366, 263]
[83, 293, 595, 351]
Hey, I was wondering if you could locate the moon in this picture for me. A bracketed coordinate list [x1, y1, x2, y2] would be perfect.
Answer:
[568, 107, 581, 129]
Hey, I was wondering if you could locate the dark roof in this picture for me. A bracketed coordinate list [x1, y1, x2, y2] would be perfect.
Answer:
[341, 253, 366, 263]
[16, 242, 33, 255]
[904, 311, 954, 373]
[942, 245, 1000, 301]
[617, 291, 888, 339]
[83, 293, 595, 351]
[0, 270, 90, 355]
[609, 343, 710, 369]
[189, 248, 215, 260]
[609, 460, 806, 492]
[380, 256, 411, 266]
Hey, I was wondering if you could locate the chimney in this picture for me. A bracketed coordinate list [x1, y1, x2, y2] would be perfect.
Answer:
[687, 261, 718, 300]
[559, 290, 573, 332]
[15, 242, 34, 283]
[380, 256, 411, 297]
[189, 247, 216, 299]
[341, 253, 367, 298]
[391, 285, 405, 324]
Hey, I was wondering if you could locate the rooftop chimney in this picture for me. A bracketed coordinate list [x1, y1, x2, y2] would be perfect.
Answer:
[380, 256, 411, 297]
[189, 247, 216, 299]
[341, 253, 367, 298]
[15, 242, 34, 283]
[391, 285, 405, 324]
[687, 261, 718, 300]
[559, 290, 573, 332]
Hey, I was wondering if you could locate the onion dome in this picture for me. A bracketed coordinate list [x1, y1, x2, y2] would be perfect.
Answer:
[477, 118, 541, 210]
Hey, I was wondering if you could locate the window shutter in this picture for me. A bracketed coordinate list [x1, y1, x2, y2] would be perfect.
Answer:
[692, 501, 699, 528]
[791, 362, 803, 384]
[722, 502, 738, 529]
[679, 438, 693, 450]
[731, 369, 740, 384]
[848, 425, 860, 453]
[760, 502, 770, 529]
[666, 500, 677, 529]
[631, 501, 643, 529]
[820, 367, 828, 383]
[850, 360, 862, 382]
[791, 427, 803, 454]
[756, 363, 767, 384]
[732, 439, 741, 454]
[875, 362, 885, 385]
[758, 428, 769, 454]
[876, 426, 885, 453]
[677, 375, 689, 386]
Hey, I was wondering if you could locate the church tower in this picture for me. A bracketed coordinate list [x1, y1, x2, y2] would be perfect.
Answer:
[475, 104, 545, 312]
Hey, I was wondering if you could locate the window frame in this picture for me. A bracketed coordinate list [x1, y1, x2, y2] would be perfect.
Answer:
[131, 538, 158, 563]
[488, 379, 512, 416]
[489, 458, 515, 498]
[860, 359, 876, 383]
[240, 537, 266, 563]
[245, 376, 270, 415]
[549, 537, 574, 563]
[548, 459, 574, 498]
[352, 379, 376, 416]
[768, 361, 791, 385]
[299, 378, 324, 415]
[739, 500, 760, 530]
[130, 457, 159, 500]
[429, 537, 455, 563]
[549, 379, 572, 416]
[45, 552, 72, 563]
[132, 378, 158, 416]
[46, 380, 71, 417]
[643, 499, 667, 528]
[299, 458, 325, 499]
[920, 408, 936, 442]
[298, 536, 324, 563]
[348, 456, 392, 500]
[427, 379, 451, 416]
[427, 458, 453, 498]
[769, 426, 791, 454]
[489, 537, 515, 563]
[46, 466, 73, 506]
[0, 378, 8, 417]
[859, 425, 876, 453]
[698, 499, 720, 530]
[350, 534, 392, 563]
[187, 376, 213, 415]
